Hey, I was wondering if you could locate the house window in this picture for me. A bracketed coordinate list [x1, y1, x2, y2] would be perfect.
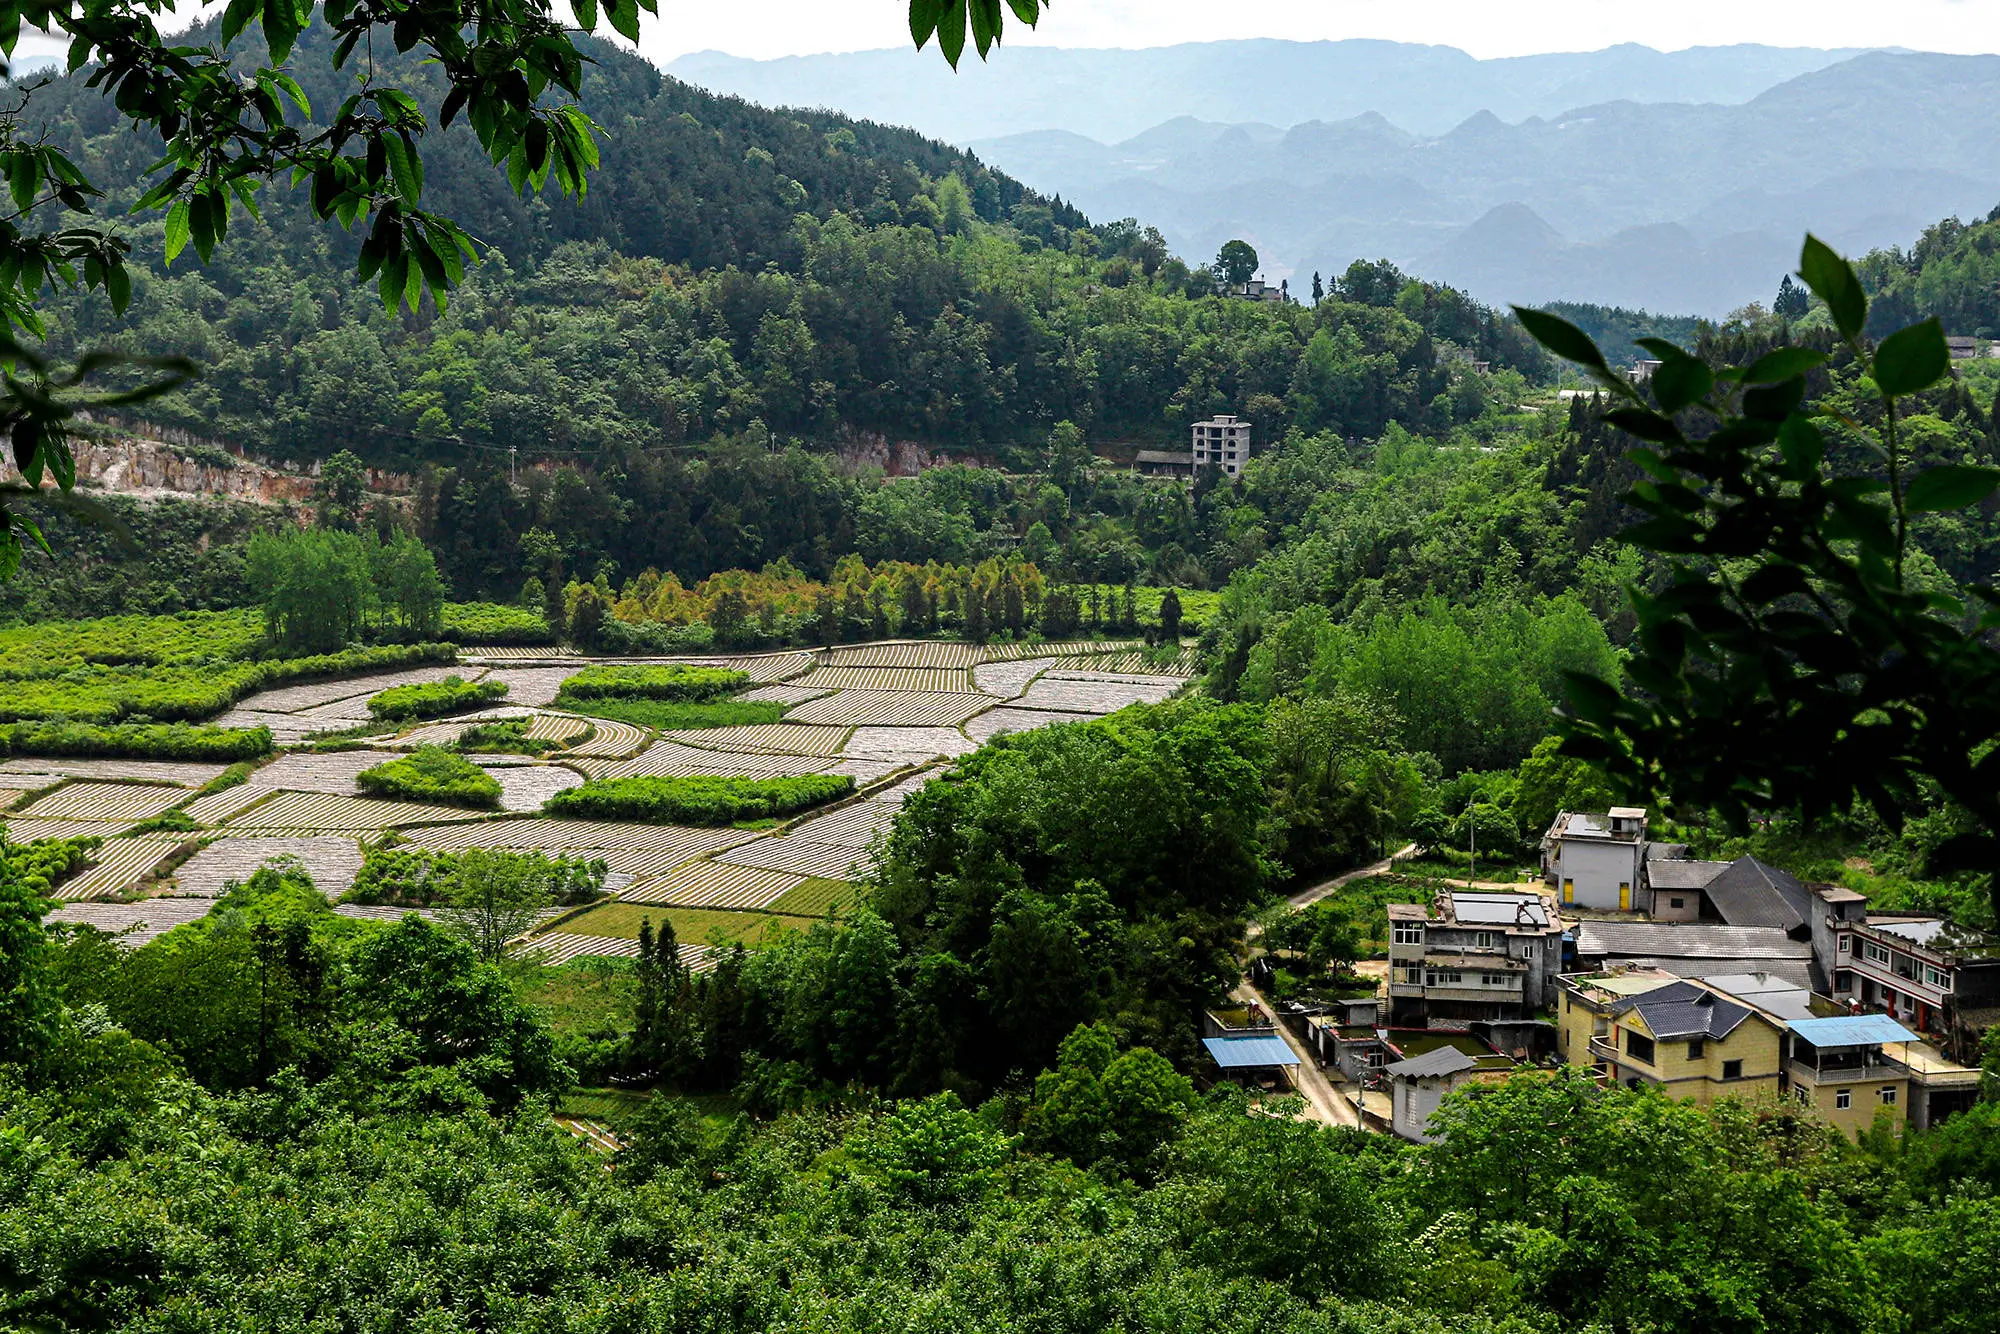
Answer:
[1480, 973, 1510, 987]
[1796, 1086, 1812, 1107]
[1392, 925, 1424, 946]
[1669, 897, 1685, 909]
[1687, 1040, 1705, 1060]
[1834, 970, 1853, 992]
[1924, 965, 1951, 990]
[1864, 941, 1891, 965]
[1722, 1059, 1743, 1080]
[1836, 1089, 1851, 1110]
[1399, 967, 1424, 985]
[1837, 935, 1852, 955]
[1523, 941, 1537, 958]
[1427, 970, 1463, 987]
[1472, 931, 1496, 948]
[1880, 1087, 1898, 1106]
[1625, 1032, 1655, 1063]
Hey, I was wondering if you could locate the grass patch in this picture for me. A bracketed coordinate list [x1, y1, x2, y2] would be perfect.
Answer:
[558, 1086, 654, 1126]
[356, 746, 502, 809]
[766, 876, 859, 917]
[368, 675, 508, 721]
[554, 695, 784, 731]
[456, 718, 563, 755]
[558, 664, 747, 702]
[544, 773, 852, 825]
[517, 958, 638, 1037]
[550, 902, 818, 947]
[0, 719, 274, 762]
[442, 602, 553, 645]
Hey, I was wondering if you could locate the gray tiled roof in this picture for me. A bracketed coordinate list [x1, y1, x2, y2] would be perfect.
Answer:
[1702, 856, 1812, 931]
[1573, 921, 1812, 961]
[1383, 1046, 1478, 1079]
[1617, 981, 1752, 1040]
[1646, 858, 1731, 891]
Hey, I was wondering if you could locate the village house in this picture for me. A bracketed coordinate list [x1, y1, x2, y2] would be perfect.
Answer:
[1541, 807, 1660, 910]
[1385, 889, 1565, 1025]
[1569, 919, 1816, 989]
[1189, 414, 1251, 477]
[1131, 448, 1194, 479]
[1818, 907, 2000, 1062]
[1559, 972, 1788, 1105]
[1374, 1034, 1514, 1142]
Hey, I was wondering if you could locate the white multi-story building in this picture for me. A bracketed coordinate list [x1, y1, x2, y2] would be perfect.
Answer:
[1191, 415, 1250, 477]
[1541, 807, 1655, 910]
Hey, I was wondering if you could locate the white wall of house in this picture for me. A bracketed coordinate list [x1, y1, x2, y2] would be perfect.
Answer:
[1552, 840, 1642, 910]
[1391, 1076, 1455, 1143]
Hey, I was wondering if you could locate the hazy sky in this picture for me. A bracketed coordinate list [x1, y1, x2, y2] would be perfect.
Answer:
[637, 0, 1998, 62]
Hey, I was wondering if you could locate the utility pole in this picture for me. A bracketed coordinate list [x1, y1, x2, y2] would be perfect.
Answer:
[508, 444, 517, 484]
[1466, 796, 1477, 889]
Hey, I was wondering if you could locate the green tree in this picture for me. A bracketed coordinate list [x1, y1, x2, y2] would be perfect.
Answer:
[313, 450, 367, 532]
[438, 848, 556, 963]
[857, 1091, 1014, 1207]
[1513, 734, 1614, 840]
[1159, 588, 1184, 642]
[1215, 239, 1259, 287]
[1774, 273, 1809, 319]
[0, 858, 55, 1066]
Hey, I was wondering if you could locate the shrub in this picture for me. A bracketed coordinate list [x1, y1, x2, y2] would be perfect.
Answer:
[0, 832, 101, 899]
[125, 809, 200, 836]
[356, 747, 503, 808]
[442, 602, 554, 645]
[346, 844, 607, 907]
[551, 696, 782, 731]
[367, 676, 509, 722]
[456, 718, 561, 755]
[544, 773, 853, 824]
[558, 664, 747, 702]
[0, 720, 274, 762]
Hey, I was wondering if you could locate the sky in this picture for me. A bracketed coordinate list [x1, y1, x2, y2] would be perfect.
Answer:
[635, 0, 1999, 62]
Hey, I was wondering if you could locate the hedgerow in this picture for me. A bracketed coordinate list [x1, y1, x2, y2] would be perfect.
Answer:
[557, 664, 747, 702]
[356, 747, 503, 808]
[367, 676, 509, 721]
[551, 696, 782, 731]
[0, 634, 456, 725]
[345, 844, 607, 907]
[442, 602, 554, 645]
[0, 720, 274, 762]
[0, 831, 100, 898]
[455, 718, 562, 755]
[544, 773, 853, 824]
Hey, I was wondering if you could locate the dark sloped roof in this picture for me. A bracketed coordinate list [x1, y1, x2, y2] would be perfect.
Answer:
[1630, 957, 1817, 990]
[1618, 981, 1753, 1040]
[1646, 858, 1731, 891]
[1383, 1046, 1478, 1078]
[1703, 856, 1812, 932]
[1134, 449, 1193, 465]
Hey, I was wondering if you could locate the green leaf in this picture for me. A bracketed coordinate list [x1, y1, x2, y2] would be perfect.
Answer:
[1798, 235, 1866, 342]
[1741, 347, 1825, 385]
[1873, 318, 1949, 398]
[910, 0, 942, 45]
[572, 0, 598, 29]
[1650, 355, 1712, 413]
[1511, 306, 1613, 379]
[1903, 463, 2000, 513]
[1004, 0, 1039, 23]
[262, 0, 303, 63]
[1603, 408, 1683, 444]
[163, 199, 191, 263]
[220, 0, 260, 44]
[936, 0, 968, 67]
[606, 0, 642, 43]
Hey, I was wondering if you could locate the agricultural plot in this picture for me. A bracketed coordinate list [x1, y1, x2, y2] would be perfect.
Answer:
[174, 836, 365, 897]
[46, 896, 216, 944]
[821, 641, 981, 669]
[1, 818, 138, 842]
[715, 836, 871, 881]
[971, 657, 1059, 699]
[786, 689, 990, 729]
[473, 667, 576, 707]
[389, 710, 533, 749]
[529, 934, 724, 971]
[787, 800, 899, 848]
[524, 713, 596, 744]
[738, 682, 832, 705]
[977, 639, 1140, 662]
[237, 665, 479, 715]
[404, 817, 756, 859]
[551, 901, 814, 949]
[477, 762, 586, 812]
[792, 665, 976, 694]
[595, 740, 826, 781]
[963, 708, 1089, 744]
[820, 756, 909, 783]
[53, 837, 191, 901]
[222, 790, 490, 831]
[550, 717, 648, 758]
[1056, 647, 1201, 676]
[664, 723, 853, 757]
[842, 727, 978, 761]
[461, 648, 589, 664]
[1046, 668, 1188, 689]
[1014, 676, 1180, 715]
[619, 861, 803, 909]
[17, 782, 186, 823]
[180, 785, 274, 826]
[1, 757, 230, 787]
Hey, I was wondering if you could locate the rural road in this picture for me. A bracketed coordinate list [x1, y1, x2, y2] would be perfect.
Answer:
[1229, 981, 1361, 1129]
[1287, 844, 1416, 908]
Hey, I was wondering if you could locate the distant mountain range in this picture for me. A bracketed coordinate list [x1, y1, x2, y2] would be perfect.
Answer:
[669, 41, 2000, 316]
[666, 39, 1863, 143]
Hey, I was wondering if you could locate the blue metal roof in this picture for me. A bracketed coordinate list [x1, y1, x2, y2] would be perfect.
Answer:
[1788, 1014, 1921, 1047]
[1203, 1034, 1299, 1068]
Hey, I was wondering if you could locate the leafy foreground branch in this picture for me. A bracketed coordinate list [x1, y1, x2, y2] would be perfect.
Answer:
[1519, 235, 2000, 906]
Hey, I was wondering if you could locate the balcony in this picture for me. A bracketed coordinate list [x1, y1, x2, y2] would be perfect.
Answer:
[1790, 1058, 1907, 1086]
[1589, 1036, 1642, 1067]
[1388, 981, 1425, 998]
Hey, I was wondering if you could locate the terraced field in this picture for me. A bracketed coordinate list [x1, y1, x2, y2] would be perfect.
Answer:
[15, 638, 1191, 968]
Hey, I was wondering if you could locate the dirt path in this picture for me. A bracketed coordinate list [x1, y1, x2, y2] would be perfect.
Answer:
[1229, 981, 1361, 1129]
[1285, 844, 1416, 909]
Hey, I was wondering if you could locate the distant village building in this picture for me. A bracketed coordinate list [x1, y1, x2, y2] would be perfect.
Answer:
[1233, 278, 1284, 303]
[1945, 335, 1981, 360]
[1385, 889, 1565, 1024]
[1190, 414, 1251, 477]
[1819, 906, 2000, 1061]
[1131, 448, 1194, 479]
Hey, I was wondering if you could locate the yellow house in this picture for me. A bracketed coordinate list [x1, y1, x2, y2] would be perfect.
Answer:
[1558, 973, 1784, 1104]
[1783, 1014, 1916, 1138]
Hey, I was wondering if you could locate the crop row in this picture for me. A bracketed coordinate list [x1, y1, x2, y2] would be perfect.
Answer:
[544, 773, 855, 825]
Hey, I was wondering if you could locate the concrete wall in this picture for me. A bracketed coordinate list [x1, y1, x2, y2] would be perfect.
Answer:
[1796, 1075, 1908, 1138]
[1391, 1075, 1458, 1143]
[1553, 840, 1642, 911]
